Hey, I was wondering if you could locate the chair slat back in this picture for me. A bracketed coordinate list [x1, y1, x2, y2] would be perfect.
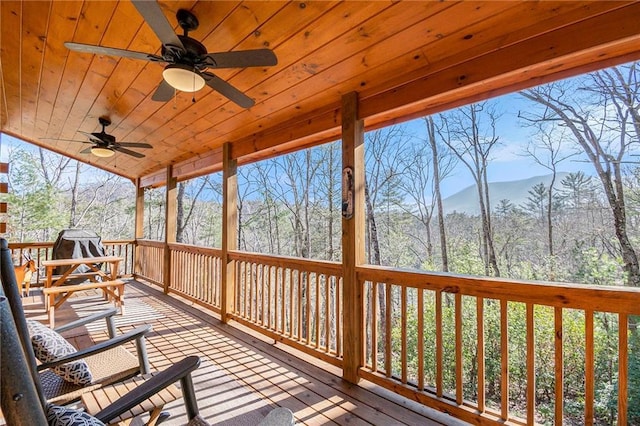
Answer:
[0, 296, 48, 425]
[0, 238, 47, 407]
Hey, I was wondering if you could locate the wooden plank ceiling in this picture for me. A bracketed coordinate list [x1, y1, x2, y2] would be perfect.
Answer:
[1, 1, 640, 184]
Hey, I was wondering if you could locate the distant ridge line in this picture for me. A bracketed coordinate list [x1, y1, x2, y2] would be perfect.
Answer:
[442, 172, 571, 215]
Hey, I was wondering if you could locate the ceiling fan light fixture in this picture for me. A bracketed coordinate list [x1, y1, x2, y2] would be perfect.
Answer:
[163, 64, 205, 92]
[91, 146, 115, 158]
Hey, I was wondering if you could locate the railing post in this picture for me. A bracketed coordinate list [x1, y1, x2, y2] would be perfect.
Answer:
[164, 166, 177, 294]
[342, 91, 364, 384]
[221, 143, 237, 323]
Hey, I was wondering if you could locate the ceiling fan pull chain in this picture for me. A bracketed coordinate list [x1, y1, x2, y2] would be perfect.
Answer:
[192, 70, 197, 103]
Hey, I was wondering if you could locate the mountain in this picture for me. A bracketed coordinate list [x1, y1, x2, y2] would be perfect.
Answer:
[442, 173, 570, 215]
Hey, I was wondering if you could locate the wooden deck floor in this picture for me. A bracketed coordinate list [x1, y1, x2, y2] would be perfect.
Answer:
[21, 279, 468, 425]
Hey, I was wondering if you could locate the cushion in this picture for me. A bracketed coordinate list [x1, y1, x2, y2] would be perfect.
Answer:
[46, 404, 105, 426]
[27, 320, 93, 385]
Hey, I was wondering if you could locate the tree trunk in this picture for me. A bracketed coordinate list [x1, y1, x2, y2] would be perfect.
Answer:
[68, 162, 81, 227]
[547, 172, 556, 257]
[428, 117, 449, 271]
[481, 165, 500, 276]
[176, 182, 185, 243]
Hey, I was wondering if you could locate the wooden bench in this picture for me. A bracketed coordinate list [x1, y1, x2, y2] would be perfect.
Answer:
[42, 279, 126, 327]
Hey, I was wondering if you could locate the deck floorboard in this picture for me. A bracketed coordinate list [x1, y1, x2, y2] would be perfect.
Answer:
[18, 279, 467, 426]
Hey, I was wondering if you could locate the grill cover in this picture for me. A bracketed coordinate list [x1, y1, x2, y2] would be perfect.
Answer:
[52, 229, 105, 276]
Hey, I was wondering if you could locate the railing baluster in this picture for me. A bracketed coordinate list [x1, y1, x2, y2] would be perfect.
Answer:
[436, 289, 442, 397]
[455, 293, 462, 405]
[251, 262, 256, 322]
[292, 269, 297, 339]
[584, 310, 595, 426]
[336, 276, 342, 357]
[501, 299, 509, 422]
[401, 285, 407, 384]
[279, 266, 283, 332]
[418, 288, 424, 391]
[527, 303, 535, 424]
[306, 272, 312, 345]
[325, 275, 331, 353]
[556, 307, 564, 426]
[477, 297, 485, 413]
[372, 281, 378, 372]
[315, 273, 320, 349]
[297, 270, 303, 342]
[385, 282, 392, 378]
[618, 313, 628, 426]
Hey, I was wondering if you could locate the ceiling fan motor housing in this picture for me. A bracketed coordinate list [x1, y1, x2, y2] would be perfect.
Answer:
[92, 133, 116, 145]
[162, 36, 208, 70]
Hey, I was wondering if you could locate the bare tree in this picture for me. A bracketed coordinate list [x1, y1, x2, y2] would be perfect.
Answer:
[426, 116, 456, 272]
[314, 142, 341, 261]
[176, 177, 209, 243]
[521, 125, 576, 257]
[521, 62, 640, 287]
[440, 102, 502, 276]
[69, 162, 81, 227]
[365, 127, 410, 266]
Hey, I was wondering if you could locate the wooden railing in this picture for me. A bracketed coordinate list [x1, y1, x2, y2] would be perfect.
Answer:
[169, 243, 221, 312]
[357, 266, 640, 425]
[15, 237, 639, 424]
[7, 240, 135, 286]
[229, 251, 344, 368]
[139, 242, 640, 424]
[135, 239, 164, 286]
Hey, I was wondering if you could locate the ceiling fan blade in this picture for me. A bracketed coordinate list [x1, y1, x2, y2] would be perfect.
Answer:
[64, 42, 160, 62]
[117, 142, 153, 149]
[77, 131, 104, 144]
[80, 147, 92, 154]
[114, 146, 146, 158]
[131, 0, 185, 51]
[152, 80, 175, 102]
[42, 137, 92, 144]
[203, 49, 277, 69]
[202, 72, 254, 108]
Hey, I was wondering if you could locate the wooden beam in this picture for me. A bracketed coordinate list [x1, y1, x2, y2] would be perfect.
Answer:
[139, 169, 166, 189]
[341, 91, 364, 384]
[172, 148, 223, 182]
[232, 104, 341, 165]
[361, 3, 640, 129]
[221, 142, 238, 324]
[163, 166, 177, 294]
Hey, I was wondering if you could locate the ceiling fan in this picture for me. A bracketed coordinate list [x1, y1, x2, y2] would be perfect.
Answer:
[64, 1, 277, 108]
[72, 117, 152, 159]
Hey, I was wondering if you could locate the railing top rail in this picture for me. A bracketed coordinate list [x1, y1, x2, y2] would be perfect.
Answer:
[358, 264, 640, 315]
[229, 250, 342, 275]
[136, 239, 165, 248]
[168, 242, 222, 256]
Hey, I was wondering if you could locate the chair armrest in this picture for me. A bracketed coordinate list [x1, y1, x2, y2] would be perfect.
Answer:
[53, 307, 118, 337]
[37, 324, 151, 370]
[94, 356, 202, 424]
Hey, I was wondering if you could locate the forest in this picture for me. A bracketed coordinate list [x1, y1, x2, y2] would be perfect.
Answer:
[3, 62, 639, 425]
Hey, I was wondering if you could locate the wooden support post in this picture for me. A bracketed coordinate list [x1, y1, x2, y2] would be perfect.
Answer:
[342, 91, 364, 384]
[134, 178, 144, 277]
[221, 143, 238, 323]
[164, 166, 177, 294]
